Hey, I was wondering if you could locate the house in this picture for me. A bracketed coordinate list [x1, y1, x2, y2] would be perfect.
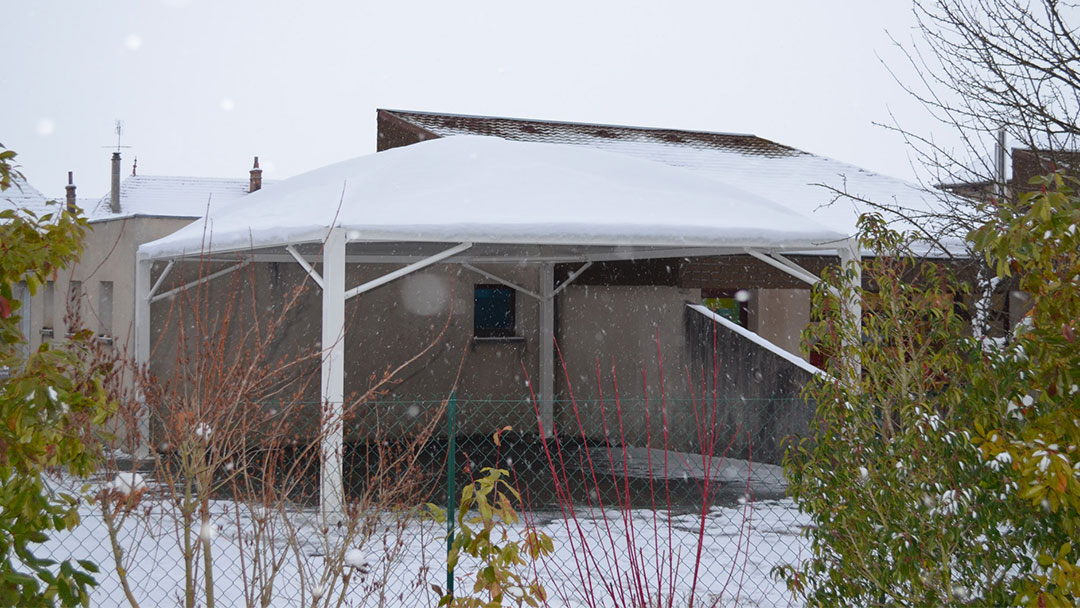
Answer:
[130, 132, 891, 513]
[21, 152, 265, 365]
[2, 175, 57, 367]
[375, 109, 949, 360]
[937, 145, 1079, 330]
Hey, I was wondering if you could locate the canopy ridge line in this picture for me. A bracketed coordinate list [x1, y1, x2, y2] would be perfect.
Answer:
[286, 245, 324, 289]
[461, 263, 541, 300]
[343, 242, 473, 300]
[146, 260, 175, 300]
[551, 262, 592, 298]
[149, 259, 251, 304]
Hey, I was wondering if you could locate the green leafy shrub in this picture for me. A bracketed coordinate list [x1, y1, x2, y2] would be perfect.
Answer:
[0, 145, 113, 607]
[428, 450, 553, 607]
[781, 174, 1080, 607]
[967, 173, 1080, 606]
[778, 214, 1015, 605]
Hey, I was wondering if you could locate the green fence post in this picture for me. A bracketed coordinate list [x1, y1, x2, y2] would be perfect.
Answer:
[446, 392, 457, 599]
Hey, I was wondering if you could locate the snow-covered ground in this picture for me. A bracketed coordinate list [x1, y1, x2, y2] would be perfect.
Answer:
[41, 477, 808, 607]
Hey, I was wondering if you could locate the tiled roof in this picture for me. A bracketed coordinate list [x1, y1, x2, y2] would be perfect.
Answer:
[388, 110, 803, 158]
[380, 110, 944, 238]
[0, 177, 55, 217]
[87, 175, 255, 222]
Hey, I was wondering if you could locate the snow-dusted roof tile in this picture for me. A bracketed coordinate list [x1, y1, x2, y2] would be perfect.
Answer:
[1, 177, 55, 218]
[87, 175, 255, 222]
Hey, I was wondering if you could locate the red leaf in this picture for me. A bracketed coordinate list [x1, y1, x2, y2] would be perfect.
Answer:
[0, 295, 10, 319]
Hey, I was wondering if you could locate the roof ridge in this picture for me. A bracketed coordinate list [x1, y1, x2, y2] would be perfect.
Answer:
[381, 108, 768, 141]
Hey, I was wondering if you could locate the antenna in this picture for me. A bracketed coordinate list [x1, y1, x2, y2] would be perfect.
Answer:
[102, 119, 132, 153]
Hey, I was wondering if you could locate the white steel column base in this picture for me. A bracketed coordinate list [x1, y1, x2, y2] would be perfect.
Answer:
[320, 228, 347, 524]
[538, 263, 555, 434]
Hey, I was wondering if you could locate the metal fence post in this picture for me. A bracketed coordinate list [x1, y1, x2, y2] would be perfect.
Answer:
[446, 392, 457, 598]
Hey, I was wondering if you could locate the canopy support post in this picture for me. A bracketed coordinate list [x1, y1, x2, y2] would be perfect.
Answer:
[134, 256, 152, 459]
[320, 228, 347, 524]
[539, 263, 555, 435]
[838, 238, 862, 382]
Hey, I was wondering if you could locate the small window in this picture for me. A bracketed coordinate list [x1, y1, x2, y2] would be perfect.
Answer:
[15, 282, 29, 359]
[98, 281, 114, 338]
[42, 281, 55, 337]
[473, 285, 515, 338]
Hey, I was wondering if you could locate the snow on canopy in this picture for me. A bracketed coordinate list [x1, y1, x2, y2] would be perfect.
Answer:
[385, 110, 954, 239]
[138, 135, 846, 260]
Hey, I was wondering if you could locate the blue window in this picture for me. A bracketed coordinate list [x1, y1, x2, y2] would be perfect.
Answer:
[474, 285, 515, 337]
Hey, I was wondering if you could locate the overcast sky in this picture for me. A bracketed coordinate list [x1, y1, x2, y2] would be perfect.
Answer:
[2, 0, 953, 199]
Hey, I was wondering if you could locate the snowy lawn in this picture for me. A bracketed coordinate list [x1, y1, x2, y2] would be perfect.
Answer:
[41, 476, 808, 607]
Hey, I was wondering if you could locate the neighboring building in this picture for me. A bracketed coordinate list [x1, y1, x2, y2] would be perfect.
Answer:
[2, 176, 55, 368]
[23, 154, 265, 361]
[376, 109, 942, 359]
[938, 146, 1080, 330]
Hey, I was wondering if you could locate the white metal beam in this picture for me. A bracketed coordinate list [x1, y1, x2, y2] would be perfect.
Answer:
[148, 260, 250, 304]
[769, 252, 821, 282]
[146, 260, 174, 301]
[343, 242, 472, 300]
[551, 262, 592, 297]
[744, 248, 821, 287]
[745, 248, 841, 298]
[286, 245, 323, 289]
[162, 244, 845, 267]
[461, 263, 541, 301]
[320, 228, 346, 523]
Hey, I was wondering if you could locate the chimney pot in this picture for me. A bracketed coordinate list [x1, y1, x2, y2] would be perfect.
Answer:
[109, 152, 121, 213]
[65, 171, 77, 213]
[249, 156, 263, 193]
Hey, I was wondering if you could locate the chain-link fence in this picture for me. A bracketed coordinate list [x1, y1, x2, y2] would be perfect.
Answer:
[43, 395, 811, 607]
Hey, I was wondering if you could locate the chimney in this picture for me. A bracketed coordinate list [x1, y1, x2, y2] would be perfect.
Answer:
[65, 171, 77, 213]
[109, 152, 121, 213]
[249, 156, 262, 193]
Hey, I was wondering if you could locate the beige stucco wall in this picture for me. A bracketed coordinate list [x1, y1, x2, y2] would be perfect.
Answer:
[143, 262, 715, 448]
[746, 288, 810, 360]
[26, 216, 195, 354]
[554, 285, 701, 449]
[145, 260, 548, 440]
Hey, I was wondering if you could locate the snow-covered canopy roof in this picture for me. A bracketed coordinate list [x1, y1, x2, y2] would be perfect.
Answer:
[87, 175, 256, 222]
[139, 136, 846, 261]
[382, 110, 955, 240]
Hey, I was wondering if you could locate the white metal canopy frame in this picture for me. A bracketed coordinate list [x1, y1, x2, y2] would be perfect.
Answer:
[134, 135, 858, 521]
